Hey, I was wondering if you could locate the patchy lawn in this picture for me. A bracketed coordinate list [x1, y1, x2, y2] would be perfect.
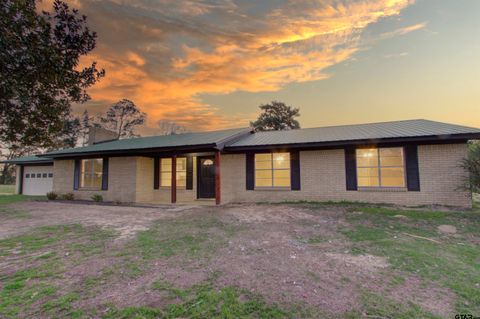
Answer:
[0, 197, 478, 318]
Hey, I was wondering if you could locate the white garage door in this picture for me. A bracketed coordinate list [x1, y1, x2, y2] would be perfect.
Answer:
[23, 166, 54, 195]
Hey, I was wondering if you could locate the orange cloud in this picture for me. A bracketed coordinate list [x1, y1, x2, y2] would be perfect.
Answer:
[74, 0, 416, 133]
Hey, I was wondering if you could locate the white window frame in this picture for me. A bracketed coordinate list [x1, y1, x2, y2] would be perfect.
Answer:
[254, 152, 291, 188]
[356, 147, 406, 188]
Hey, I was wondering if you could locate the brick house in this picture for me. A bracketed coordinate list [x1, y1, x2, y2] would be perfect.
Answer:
[5, 119, 480, 207]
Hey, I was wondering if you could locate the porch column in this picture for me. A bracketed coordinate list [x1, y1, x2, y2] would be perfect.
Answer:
[215, 151, 221, 205]
[171, 155, 177, 204]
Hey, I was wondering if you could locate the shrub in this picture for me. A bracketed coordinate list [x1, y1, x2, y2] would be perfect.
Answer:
[91, 194, 103, 202]
[46, 192, 58, 200]
[61, 193, 74, 200]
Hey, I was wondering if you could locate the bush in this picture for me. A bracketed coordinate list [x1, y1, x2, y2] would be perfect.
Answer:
[91, 194, 103, 202]
[46, 192, 58, 200]
[61, 193, 74, 200]
[462, 141, 480, 192]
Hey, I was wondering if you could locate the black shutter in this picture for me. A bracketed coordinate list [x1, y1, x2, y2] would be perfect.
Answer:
[19, 165, 24, 195]
[73, 159, 80, 190]
[101, 157, 109, 190]
[345, 148, 357, 191]
[186, 156, 193, 190]
[405, 145, 420, 191]
[246, 152, 254, 190]
[290, 151, 301, 190]
[154, 157, 159, 190]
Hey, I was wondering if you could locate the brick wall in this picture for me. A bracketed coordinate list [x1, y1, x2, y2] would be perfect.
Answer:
[52, 157, 137, 202]
[221, 143, 471, 208]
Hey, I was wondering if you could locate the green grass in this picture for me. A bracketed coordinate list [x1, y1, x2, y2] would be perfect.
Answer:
[0, 224, 115, 318]
[0, 194, 45, 205]
[0, 185, 15, 194]
[338, 205, 480, 314]
[106, 283, 308, 319]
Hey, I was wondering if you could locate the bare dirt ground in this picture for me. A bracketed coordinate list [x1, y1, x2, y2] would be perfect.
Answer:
[1, 200, 476, 318]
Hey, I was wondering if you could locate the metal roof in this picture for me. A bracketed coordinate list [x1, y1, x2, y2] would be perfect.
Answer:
[1, 155, 53, 165]
[227, 119, 480, 149]
[43, 127, 251, 158]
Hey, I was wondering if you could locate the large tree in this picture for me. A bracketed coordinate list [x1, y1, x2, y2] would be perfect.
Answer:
[100, 99, 146, 139]
[0, 0, 104, 149]
[251, 101, 300, 131]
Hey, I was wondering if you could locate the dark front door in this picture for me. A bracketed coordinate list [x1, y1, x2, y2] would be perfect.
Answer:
[197, 156, 215, 198]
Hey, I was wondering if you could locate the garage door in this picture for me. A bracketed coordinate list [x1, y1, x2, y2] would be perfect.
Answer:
[23, 166, 54, 195]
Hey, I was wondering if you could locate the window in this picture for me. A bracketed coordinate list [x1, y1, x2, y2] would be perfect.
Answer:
[160, 157, 187, 187]
[37, 173, 41, 178]
[356, 147, 405, 187]
[80, 158, 103, 189]
[48, 173, 53, 178]
[26, 174, 30, 178]
[42, 173, 47, 178]
[31, 174, 35, 178]
[255, 153, 290, 188]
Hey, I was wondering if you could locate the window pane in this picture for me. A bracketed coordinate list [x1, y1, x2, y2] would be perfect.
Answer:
[161, 158, 172, 172]
[176, 157, 187, 171]
[357, 167, 379, 187]
[93, 173, 102, 188]
[177, 171, 186, 187]
[356, 149, 378, 167]
[160, 172, 171, 187]
[255, 170, 272, 179]
[380, 148, 403, 166]
[82, 174, 92, 188]
[274, 169, 290, 179]
[273, 153, 290, 169]
[273, 178, 290, 187]
[255, 153, 272, 169]
[380, 167, 405, 187]
[93, 159, 103, 172]
[255, 178, 272, 187]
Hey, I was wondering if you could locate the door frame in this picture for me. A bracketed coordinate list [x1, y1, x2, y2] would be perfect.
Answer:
[196, 155, 216, 199]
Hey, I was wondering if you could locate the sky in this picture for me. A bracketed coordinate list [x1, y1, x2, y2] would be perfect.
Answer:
[53, 0, 480, 134]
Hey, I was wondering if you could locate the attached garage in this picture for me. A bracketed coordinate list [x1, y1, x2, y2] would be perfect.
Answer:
[1, 156, 54, 196]
[22, 165, 54, 195]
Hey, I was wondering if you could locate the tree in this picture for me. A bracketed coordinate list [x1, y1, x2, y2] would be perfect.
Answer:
[100, 99, 146, 139]
[462, 141, 480, 193]
[250, 101, 300, 131]
[0, 0, 104, 149]
[156, 120, 189, 135]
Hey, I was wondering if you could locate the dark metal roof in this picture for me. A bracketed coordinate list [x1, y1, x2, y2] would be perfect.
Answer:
[226, 119, 480, 149]
[1, 155, 53, 165]
[43, 127, 251, 158]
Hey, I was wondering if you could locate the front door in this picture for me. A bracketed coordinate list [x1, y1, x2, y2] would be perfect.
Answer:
[197, 156, 215, 198]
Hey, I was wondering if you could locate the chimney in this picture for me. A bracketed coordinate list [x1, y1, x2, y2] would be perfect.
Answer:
[88, 127, 118, 145]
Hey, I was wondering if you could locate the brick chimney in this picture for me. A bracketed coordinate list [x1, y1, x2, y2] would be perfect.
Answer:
[88, 127, 118, 145]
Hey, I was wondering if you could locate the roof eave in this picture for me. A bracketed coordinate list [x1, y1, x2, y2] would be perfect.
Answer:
[41, 143, 220, 159]
[224, 133, 480, 152]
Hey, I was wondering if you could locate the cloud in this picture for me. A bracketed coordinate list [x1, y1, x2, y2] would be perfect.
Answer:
[380, 22, 427, 39]
[72, 0, 416, 132]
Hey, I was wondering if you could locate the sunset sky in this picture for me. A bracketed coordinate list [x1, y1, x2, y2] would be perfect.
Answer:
[62, 0, 479, 133]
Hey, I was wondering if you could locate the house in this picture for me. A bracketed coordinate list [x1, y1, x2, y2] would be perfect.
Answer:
[4, 119, 480, 207]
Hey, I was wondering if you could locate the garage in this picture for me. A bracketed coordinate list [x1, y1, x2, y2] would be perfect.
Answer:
[23, 165, 54, 195]
[0, 156, 54, 196]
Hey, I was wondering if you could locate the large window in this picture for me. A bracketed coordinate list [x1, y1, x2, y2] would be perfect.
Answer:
[255, 153, 290, 188]
[160, 157, 187, 187]
[356, 148, 405, 187]
[80, 158, 103, 189]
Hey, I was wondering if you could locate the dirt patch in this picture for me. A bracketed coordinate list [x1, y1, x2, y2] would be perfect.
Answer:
[324, 253, 389, 270]
[437, 224, 457, 234]
[0, 201, 199, 240]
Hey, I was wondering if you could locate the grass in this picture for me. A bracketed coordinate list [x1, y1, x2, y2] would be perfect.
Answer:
[106, 282, 309, 319]
[0, 224, 115, 318]
[0, 194, 45, 205]
[0, 184, 15, 194]
[337, 205, 480, 314]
